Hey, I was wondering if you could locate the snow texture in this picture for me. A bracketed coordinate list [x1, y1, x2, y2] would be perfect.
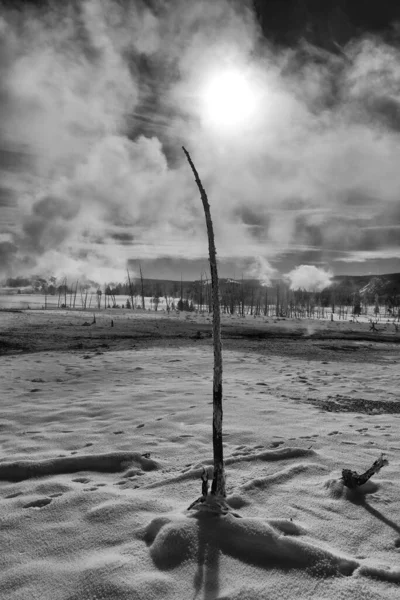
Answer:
[1, 310, 400, 599]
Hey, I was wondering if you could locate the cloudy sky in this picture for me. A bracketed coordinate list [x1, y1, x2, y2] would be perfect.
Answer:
[1, 0, 400, 284]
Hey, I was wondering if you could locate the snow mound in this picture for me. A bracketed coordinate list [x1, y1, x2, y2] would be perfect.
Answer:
[241, 462, 327, 491]
[145, 512, 359, 577]
[0, 452, 159, 482]
[325, 477, 379, 500]
[144, 447, 316, 490]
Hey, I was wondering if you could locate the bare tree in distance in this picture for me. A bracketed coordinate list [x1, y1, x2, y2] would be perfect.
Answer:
[182, 146, 226, 507]
[139, 263, 145, 310]
[127, 268, 135, 311]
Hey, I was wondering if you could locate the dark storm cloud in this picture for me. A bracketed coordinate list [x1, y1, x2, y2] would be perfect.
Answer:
[0, 241, 17, 265]
[0, 186, 15, 208]
[21, 195, 79, 255]
[0, 147, 32, 172]
[110, 231, 135, 244]
[32, 195, 80, 221]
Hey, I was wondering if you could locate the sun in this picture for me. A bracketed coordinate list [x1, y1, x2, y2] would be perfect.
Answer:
[200, 68, 259, 132]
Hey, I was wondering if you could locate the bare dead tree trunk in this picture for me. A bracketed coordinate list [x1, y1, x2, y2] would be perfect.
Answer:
[276, 284, 280, 317]
[183, 146, 225, 498]
[73, 280, 78, 309]
[139, 264, 145, 310]
[241, 274, 245, 316]
[127, 268, 135, 310]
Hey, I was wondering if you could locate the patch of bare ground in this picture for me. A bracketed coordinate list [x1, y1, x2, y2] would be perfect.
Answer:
[0, 309, 399, 365]
[301, 395, 400, 415]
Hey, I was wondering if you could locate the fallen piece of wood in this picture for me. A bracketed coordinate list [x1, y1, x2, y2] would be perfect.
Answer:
[369, 320, 379, 332]
[342, 453, 388, 488]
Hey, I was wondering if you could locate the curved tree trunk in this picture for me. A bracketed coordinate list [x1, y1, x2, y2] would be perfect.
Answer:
[182, 146, 225, 497]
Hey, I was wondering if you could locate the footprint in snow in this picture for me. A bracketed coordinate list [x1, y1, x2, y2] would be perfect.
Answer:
[23, 497, 52, 509]
[124, 468, 144, 478]
[6, 491, 23, 499]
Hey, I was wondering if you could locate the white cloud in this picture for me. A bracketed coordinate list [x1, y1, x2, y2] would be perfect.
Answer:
[285, 265, 333, 291]
[335, 249, 400, 262]
[1, 1, 400, 280]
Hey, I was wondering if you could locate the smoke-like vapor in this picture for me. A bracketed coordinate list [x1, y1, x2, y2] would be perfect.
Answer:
[246, 256, 277, 286]
[285, 265, 333, 292]
[0, 0, 400, 282]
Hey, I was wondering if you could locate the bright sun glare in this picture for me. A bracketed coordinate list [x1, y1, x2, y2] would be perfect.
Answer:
[201, 68, 259, 131]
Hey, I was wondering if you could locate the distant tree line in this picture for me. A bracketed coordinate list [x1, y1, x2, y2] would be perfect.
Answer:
[4, 275, 400, 318]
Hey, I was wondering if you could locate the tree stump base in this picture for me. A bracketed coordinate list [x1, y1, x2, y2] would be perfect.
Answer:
[187, 467, 241, 517]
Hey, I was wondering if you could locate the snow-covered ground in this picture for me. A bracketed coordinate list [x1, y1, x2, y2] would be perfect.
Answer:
[1, 292, 397, 324]
[0, 293, 166, 311]
[1, 310, 400, 599]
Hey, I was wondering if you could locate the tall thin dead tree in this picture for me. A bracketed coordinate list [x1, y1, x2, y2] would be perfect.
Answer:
[139, 264, 145, 310]
[183, 146, 225, 499]
[199, 273, 203, 312]
[73, 280, 79, 309]
[57, 283, 62, 308]
[127, 268, 135, 310]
